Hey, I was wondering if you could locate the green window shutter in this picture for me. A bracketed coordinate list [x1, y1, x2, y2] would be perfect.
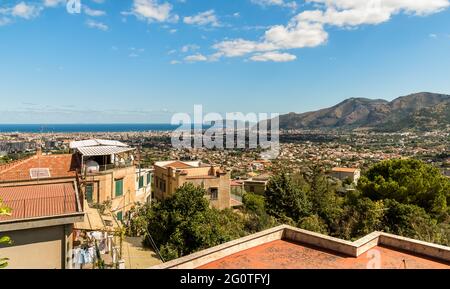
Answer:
[139, 176, 144, 189]
[86, 184, 94, 203]
[146, 173, 151, 185]
[116, 211, 123, 221]
[115, 179, 123, 197]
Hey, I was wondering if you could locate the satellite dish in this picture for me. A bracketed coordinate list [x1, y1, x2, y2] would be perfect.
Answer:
[86, 160, 100, 173]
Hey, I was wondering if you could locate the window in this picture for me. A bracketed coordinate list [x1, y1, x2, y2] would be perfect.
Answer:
[115, 179, 124, 197]
[210, 188, 218, 200]
[249, 186, 255, 193]
[86, 184, 94, 203]
[146, 173, 151, 185]
[139, 176, 144, 189]
[116, 211, 123, 221]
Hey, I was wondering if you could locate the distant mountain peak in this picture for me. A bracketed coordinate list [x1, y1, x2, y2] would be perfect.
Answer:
[279, 92, 450, 131]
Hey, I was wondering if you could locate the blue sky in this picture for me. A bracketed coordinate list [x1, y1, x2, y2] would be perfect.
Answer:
[0, 0, 449, 123]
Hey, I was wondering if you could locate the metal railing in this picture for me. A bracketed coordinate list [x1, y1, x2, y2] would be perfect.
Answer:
[83, 161, 134, 174]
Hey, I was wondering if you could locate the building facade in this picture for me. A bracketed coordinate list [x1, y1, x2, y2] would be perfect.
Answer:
[153, 161, 231, 210]
[330, 167, 361, 184]
[70, 139, 142, 221]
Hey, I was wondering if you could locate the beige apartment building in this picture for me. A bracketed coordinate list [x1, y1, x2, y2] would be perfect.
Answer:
[330, 167, 361, 184]
[153, 161, 231, 209]
[70, 139, 146, 221]
[243, 173, 271, 195]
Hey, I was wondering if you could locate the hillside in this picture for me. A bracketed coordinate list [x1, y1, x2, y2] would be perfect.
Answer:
[279, 92, 450, 131]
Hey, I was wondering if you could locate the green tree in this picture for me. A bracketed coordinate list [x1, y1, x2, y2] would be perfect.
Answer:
[358, 159, 450, 217]
[335, 191, 385, 240]
[242, 192, 277, 233]
[382, 199, 449, 245]
[265, 173, 312, 221]
[298, 215, 328, 235]
[0, 199, 12, 268]
[306, 167, 343, 228]
[143, 183, 246, 260]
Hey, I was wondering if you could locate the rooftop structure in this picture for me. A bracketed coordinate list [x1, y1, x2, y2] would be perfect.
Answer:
[69, 139, 129, 149]
[70, 139, 135, 174]
[69, 139, 139, 220]
[151, 225, 450, 269]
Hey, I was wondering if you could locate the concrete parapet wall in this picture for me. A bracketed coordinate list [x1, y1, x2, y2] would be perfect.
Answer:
[151, 225, 285, 269]
[379, 233, 450, 263]
[149, 225, 450, 269]
[282, 226, 358, 257]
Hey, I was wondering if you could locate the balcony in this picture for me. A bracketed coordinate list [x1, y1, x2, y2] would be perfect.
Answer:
[83, 160, 134, 175]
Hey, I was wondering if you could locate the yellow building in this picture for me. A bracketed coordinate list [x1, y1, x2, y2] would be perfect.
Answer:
[70, 139, 141, 221]
[153, 160, 231, 209]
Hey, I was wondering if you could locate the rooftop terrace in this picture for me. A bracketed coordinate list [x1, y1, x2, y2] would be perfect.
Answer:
[151, 225, 450, 269]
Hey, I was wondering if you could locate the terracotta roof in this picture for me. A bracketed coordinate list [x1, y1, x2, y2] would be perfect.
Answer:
[0, 182, 79, 221]
[164, 161, 194, 169]
[332, 167, 359, 173]
[199, 240, 449, 269]
[0, 154, 78, 182]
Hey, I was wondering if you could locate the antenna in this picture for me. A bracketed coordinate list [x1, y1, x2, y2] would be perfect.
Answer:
[37, 125, 44, 183]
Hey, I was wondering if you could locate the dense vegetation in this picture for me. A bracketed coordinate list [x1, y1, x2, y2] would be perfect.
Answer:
[129, 159, 450, 261]
[0, 200, 12, 268]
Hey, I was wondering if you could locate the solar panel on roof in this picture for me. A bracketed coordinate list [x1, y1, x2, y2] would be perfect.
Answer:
[30, 168, 51, 179]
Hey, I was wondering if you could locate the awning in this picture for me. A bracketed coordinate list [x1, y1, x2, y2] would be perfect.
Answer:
[77, 146, 134, 157]
[70, 139, 129, 149]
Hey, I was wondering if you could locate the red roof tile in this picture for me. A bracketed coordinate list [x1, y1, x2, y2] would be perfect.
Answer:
[332, 167, 359, 173]
[0, 154, 78, 182]
[0, 183, 79, 221]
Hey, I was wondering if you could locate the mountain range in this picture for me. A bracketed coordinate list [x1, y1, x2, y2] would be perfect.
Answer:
[279, 92, 450, 132]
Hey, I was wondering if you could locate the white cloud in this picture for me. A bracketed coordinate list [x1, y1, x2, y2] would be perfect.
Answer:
[251, 0, 298, 9]
[298, 0, 450, 27]
[86, 19, 109, 31]
[250, 51, 297, 62]
[213, 0, 450, 62]
[130, 0, 178, 23]
[184, 53, 208, 62]
[43, 0, 65, 7]
[84, 6, 106, 17]
[11, 2, 42, 19]
[181, 44, 200, 53]
[264, 21, 328, 49]
[183, 10, 220, 27]
[170, 60, 181, 65]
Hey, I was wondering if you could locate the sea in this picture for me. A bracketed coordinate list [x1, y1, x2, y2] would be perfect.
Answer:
[0, 124, 184, 133]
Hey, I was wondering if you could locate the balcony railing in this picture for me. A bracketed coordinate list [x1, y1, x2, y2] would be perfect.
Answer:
[83, 161, 134, 174]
